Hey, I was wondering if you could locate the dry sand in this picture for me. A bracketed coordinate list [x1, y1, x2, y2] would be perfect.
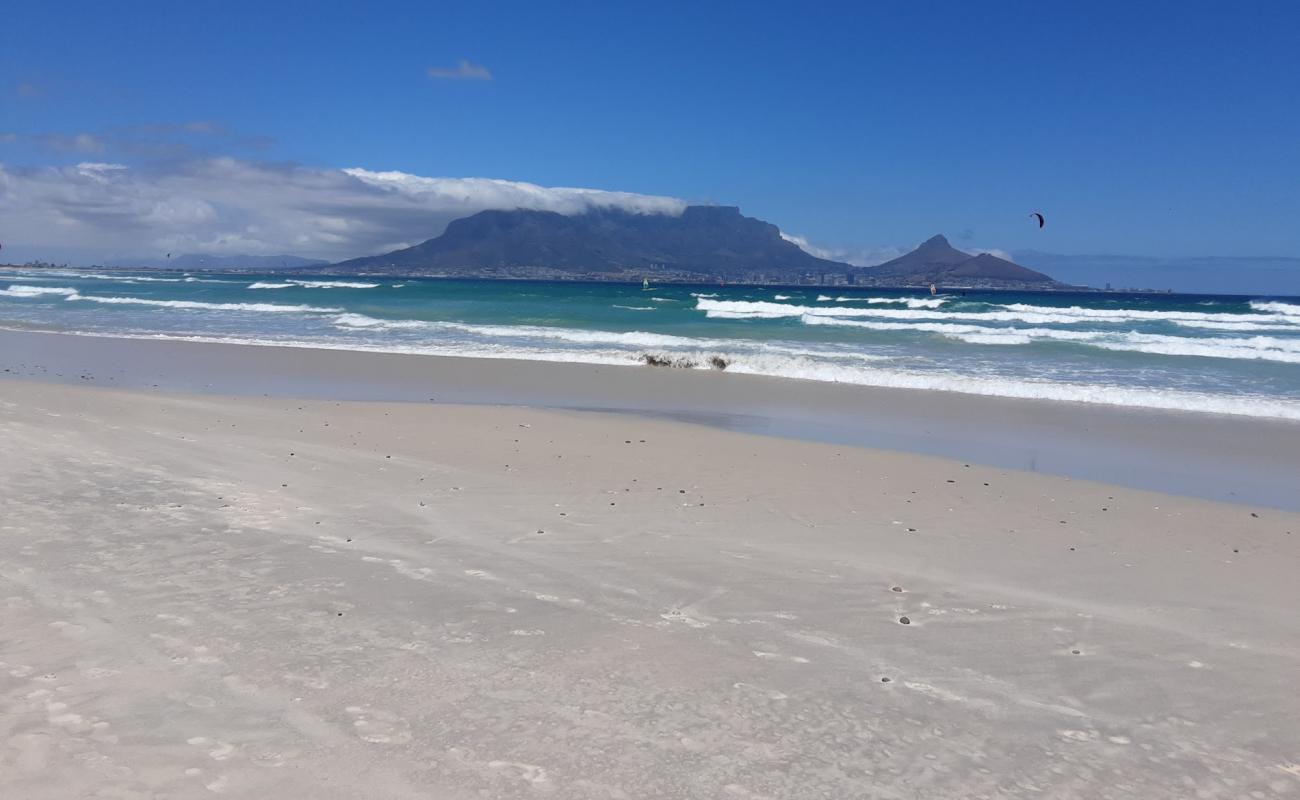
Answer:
[2, 378, 1299, 799]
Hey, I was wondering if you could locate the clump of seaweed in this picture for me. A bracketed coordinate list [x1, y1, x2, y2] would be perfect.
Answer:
[640, 353, 697, 369]
[639, 353, 731, 371]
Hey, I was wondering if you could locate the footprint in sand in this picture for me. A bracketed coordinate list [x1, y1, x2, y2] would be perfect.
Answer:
[176, 693, 217, 709]
[488, 760, 550, 787]
[345, 706, 412, 744]
[752, 651, 810, 664]
[187, 736, 237, 761]
[660, 609, 711, 628]
[250, 748, 297, 767]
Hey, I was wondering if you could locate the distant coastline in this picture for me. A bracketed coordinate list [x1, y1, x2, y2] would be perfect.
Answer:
[5, 261, 1100, 292]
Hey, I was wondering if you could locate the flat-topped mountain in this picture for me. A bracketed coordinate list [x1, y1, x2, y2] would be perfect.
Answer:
[321, 208, 1066, 288]
[328, 206, 847, 280]
[857, 235, 1061, 288]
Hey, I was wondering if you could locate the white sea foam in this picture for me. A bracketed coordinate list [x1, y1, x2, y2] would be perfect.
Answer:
[96, 273, 183, 282]
[0, 285, 79, 298]
[864, 296, 947, 309]
[440, 321, 731, 349]
[329, 314, 894, 363]
[690, 293, 718, 298]
[774, 294, 792, 300]
[612, 305, 656, 311]
[248, 279, 379, 289]
[1001, 302, 1300, 325]
[0, 269, 229, 284]
[22, 325, 1298, 421]
[66, 293, 341, 313]
[331, 313, 431, 329]
[69, 272, 230, 284]
[695, 297, 1300, 330]
[816, 295, 832, 301]
[1250, 300, 1300, 316]
[290, 280, 379, 289]
[805, 315, 1300, 362]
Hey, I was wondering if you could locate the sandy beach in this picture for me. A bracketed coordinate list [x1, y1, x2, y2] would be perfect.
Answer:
[2, 344, 1299, 798]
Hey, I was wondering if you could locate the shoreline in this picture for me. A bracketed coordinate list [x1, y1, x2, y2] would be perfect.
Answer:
[4, 328, 1300, 509]
[2, 378, 1298, 797]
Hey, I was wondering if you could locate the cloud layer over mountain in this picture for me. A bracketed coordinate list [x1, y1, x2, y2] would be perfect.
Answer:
[0, 158, 686, 263]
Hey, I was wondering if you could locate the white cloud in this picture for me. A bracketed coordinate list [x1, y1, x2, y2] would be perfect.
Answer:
[427, 60, 493, 81]
[0, 158, 686, 263]
[968, 246, 1013, 261]
[781, 232, 907, 267]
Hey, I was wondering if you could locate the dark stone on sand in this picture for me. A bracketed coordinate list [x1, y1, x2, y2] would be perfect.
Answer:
[898, 616, 911, 625]
[891, 586, 903, 592]
[881, 677, 892, 683]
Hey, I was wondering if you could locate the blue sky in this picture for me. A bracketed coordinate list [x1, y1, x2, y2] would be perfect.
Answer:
[3, 1, 1299, 287]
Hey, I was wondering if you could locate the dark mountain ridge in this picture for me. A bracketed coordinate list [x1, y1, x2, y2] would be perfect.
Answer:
[856, 235, 1061, 287]
[323, 207, 1066, 287]
[330, 205, 846, 280]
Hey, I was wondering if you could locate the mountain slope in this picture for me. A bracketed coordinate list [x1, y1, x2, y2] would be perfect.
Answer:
[859, 236, 1060, 287]
[329, 206, 849, 279]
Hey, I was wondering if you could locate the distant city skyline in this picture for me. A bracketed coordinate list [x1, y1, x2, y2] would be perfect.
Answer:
[3, 1, 1299, 293]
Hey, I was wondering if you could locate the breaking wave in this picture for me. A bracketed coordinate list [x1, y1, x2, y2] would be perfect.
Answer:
[804, 315, 1300, 363]
[19, 324, 1297, 421]
[863, 296, 947, 308]
[695, 297, 1300, 330]
[249, 279, 379, 289]
[64, 293, 342, 313]
[0, 285, 79, 298]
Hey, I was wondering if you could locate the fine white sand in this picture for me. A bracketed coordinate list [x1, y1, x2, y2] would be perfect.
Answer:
[2, 379, 1298, 798]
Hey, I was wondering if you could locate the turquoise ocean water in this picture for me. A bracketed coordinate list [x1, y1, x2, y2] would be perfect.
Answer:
[2, 268, 1299, 420]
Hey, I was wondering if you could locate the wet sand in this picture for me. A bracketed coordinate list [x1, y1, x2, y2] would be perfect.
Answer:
[4, 329, 1300, 508]
[2, 376, 1298, 799]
